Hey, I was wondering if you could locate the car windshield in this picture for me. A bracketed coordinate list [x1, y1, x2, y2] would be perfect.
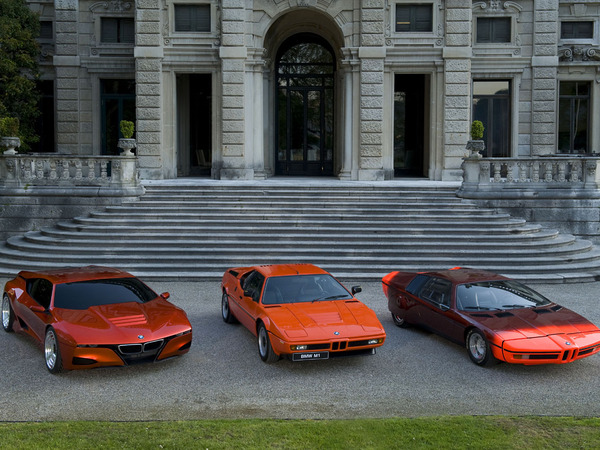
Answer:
[456, 280, 552, 311]
[53, 277, 158, 310]
[262, 274, 352, 305]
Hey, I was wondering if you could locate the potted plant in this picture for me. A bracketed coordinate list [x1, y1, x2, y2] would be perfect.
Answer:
[0, 117, 21, 155]
[118, 120, 136, 155]
[465, 120, 485, 158]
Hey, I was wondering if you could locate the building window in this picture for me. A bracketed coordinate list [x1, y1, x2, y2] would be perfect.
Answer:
[174, 4, 210, 32]
[39, 21, 53, 40]
[561, 21, 594, 40]
[559, 82, 590, 154]
[472, 80, 511, 157]
[100, 18, 134, 43]
[395, 4, 433, 32]
[476, 17, 511, 43]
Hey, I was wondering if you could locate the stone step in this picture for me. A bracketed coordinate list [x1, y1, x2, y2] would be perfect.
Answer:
[32, 227, 562, 246]
[0, 181, 599, 283]
[1, 248, 599, 282]
[11, 232, 585, 255]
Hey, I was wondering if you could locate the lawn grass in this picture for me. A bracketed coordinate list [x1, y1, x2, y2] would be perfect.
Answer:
[0, 416, 598, 449]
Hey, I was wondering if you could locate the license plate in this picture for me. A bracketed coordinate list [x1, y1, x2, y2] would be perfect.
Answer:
[292, 351, 329, 361]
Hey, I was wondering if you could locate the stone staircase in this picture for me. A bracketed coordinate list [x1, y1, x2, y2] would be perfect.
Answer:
[1, 181, 600, 283]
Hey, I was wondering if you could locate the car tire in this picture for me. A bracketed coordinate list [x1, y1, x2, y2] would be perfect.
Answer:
[221, 291, 237, 324]
[391, 312, 409, 328]
[257, 323, 279, 364]
[466, 329, 497, 367]
[1, 294, 15, 332]
[44, 327, 63, 374]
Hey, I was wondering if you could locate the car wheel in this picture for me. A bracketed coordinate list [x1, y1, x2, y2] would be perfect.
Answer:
[1, 294, 15, 332]
[44, 327, 63, 374]
[466, 329, 497, 367]
[391, 312, 409, 328]
[221, 291, 237, 324]
[257, 323, 279, 363]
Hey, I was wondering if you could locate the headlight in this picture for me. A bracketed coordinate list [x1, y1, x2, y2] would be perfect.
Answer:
[367, 339, 383, 345]
[291, 344, 308, 351]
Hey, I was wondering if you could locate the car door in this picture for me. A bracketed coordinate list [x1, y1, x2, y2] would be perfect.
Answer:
[14, 278, 53, 340]
[414, 277, 464, 343]
[235, 271, 265, 332]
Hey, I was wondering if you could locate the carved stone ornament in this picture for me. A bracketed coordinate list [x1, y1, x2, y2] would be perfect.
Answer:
[118, 138, 136, 156]
[1, 137, 21, 155]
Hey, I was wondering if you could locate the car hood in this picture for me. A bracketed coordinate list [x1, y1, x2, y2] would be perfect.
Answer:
[265, 300, 385, 340]
[54, 298, 190, 344]
[466, 305, 600, 341]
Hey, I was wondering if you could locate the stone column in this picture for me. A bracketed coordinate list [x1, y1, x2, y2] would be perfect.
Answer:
[135, 0, 164, 179]
[442, 0, 472, 181]
[249, 49, 265, 179]
[53, 0, 80, 155]
[531, 0, 558, 156]
[358, 1, 385, 181]
[219, 0, 252, 180]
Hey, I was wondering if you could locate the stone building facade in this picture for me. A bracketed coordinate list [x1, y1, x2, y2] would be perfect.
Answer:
[27, 0, 600, 181]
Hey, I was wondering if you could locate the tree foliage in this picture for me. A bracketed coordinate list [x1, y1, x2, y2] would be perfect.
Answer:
[0, 0, 41, 149]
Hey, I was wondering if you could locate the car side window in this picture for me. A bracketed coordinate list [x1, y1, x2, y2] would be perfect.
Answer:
[406, 274, 429, 295]
[243, 271, 265, 303]
[26, 278, 53, 309]
[417, 277, 452, 308]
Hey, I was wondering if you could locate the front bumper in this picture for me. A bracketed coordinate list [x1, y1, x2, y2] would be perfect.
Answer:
[500, 332, 600, 365]
[62, 330, 192, 370]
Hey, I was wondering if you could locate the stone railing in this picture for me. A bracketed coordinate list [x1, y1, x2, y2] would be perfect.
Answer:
[0, 153, 139, 188]
[458, 156, 600, 198]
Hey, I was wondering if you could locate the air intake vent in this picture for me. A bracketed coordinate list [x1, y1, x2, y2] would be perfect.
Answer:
[109, 315, 147, 326]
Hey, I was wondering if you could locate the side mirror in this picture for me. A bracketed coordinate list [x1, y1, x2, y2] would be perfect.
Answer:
[351, 286, 362, 296]
[161, 292, 170, 300]
[30, 304, 46, 313]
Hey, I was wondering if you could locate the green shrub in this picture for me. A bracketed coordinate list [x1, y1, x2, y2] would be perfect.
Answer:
[0, 117, 20, 137]
[470, 120, 484, 140]
[120, 120, 135, 139]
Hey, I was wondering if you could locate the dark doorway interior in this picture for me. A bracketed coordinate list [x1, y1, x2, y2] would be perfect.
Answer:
[30, 80, 55, 153]
[394, 74, 426, 177]
[276, 33, 335, 176]
[100, 79, 135, 155]
[188, 74, 212, 176]
[177, 74, 212, 176]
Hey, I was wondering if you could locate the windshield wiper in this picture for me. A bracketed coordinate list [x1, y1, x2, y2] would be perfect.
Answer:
[502, 304, 532, 309]
[463, 306, 502, 311]
[313, 294, 351, 302]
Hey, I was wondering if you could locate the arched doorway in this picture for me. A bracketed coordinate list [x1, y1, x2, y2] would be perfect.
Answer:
[275, 33, 335, 176]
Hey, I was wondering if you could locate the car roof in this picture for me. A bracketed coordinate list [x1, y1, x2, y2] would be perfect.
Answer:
[420, 267, 509, 284]
[18, 265, 134, 285]
[253, 264, 329, 278]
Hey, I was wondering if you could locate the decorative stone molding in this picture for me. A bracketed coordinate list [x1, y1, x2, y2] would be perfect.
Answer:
[0, 154, 139, 188]
[559, 46, 600, 62]
[459, 156, 600, 194]
[472, 1, 523, 14]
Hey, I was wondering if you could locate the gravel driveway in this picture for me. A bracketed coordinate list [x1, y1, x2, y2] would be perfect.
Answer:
[1, 278, 599, 421]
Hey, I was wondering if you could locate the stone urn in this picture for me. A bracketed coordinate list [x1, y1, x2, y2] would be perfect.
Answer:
[465, 139, 485, 159]
[118, 138, 136, 156]
[1, 136, 21, 155]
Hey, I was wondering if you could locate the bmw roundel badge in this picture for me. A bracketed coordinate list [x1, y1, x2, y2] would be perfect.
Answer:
[138, 335, 144, 340]
[334, 331, 340, 335]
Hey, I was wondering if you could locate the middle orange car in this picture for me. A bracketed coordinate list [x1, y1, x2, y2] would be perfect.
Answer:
[221, 264, 386, 363]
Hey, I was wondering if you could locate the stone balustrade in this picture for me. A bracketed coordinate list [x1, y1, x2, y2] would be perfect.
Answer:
[459, 156, 600, 198]
[0, 153, 139, 188]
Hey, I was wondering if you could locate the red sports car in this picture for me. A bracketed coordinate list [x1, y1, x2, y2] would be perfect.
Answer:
[221, 264, 386, 363]
[383, 267, 600, 366]
[2, 266, 192, 373]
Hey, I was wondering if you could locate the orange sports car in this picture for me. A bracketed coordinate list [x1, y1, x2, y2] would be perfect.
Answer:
[2, 266, 192, 373]
[383, 267, 600, 366]
[221, 264, 386, 363]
